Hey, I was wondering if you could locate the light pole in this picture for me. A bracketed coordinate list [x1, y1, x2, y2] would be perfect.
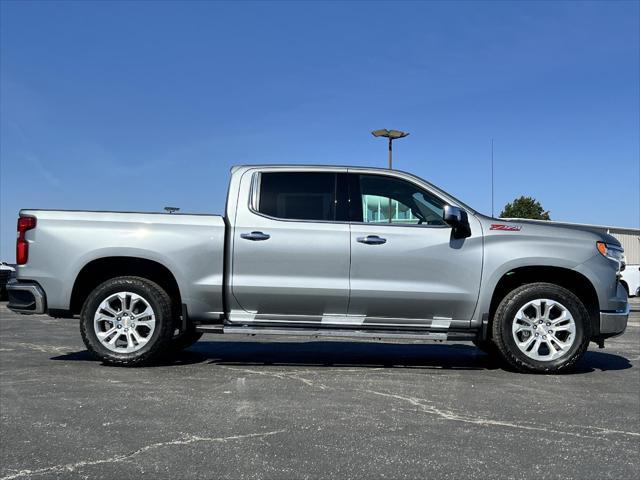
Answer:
[371, 129, 409, 170]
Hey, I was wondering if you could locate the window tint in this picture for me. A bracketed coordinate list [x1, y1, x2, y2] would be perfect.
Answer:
[258, 172, 336, 221]
[357, 174, 446, 226]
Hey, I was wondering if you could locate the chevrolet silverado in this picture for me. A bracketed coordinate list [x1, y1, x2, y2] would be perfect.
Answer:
[7, 165, 629, 372]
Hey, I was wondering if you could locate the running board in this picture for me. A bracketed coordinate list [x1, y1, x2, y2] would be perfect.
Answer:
[195, 325, 475, 341]
[196, 324, 224, 333]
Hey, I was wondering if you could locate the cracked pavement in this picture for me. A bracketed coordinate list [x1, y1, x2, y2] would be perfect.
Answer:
[1, 302, 639, 479]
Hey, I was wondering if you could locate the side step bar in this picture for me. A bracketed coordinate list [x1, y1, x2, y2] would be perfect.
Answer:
[196, 324, 475, 341]
[196, 324, 224, 333]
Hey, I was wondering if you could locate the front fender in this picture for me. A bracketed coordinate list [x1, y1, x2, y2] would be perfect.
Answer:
[472, 227, 598, 325]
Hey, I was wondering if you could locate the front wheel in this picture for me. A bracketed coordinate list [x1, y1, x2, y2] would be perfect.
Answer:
[492, 282, 591, 373]
[80, 276, 176, 366]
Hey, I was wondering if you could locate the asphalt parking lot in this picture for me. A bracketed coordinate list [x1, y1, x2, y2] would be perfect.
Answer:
[1, 301, 639, 480]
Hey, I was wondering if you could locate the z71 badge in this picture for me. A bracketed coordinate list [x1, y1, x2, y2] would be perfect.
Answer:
[490, 224, 522, 231]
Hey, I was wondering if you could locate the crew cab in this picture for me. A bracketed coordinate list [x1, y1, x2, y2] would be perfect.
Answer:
[8, 165, 629, 372]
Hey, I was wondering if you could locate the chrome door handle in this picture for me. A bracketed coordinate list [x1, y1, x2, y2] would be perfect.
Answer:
[240, 231, 270, 241]
[357, 235, 387, 245]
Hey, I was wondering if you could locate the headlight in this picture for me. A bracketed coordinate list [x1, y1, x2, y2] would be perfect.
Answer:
[596, 242, 625, 271]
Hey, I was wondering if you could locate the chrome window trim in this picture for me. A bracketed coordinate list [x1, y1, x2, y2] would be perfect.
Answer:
[349, 220, 450, 229]
[250, 172, 261, 212]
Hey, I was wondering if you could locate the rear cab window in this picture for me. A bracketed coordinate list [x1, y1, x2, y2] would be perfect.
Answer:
[256, 172, 340, 221]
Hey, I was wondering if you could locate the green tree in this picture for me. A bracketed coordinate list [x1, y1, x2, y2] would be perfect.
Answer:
[500, 196, 550, 220]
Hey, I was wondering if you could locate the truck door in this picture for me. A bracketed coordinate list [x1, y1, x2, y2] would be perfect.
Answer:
[347, 172, 483, 326]
[229, 169, 350, 324]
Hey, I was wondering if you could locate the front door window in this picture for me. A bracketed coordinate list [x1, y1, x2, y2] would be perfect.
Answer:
[356, 174, 446, 226]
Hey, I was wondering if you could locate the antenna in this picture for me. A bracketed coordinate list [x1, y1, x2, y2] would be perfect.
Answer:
[491, 138, 495, 218]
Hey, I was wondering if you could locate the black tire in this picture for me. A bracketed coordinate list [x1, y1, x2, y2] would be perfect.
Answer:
[491, 282, 591, 373]
[168, 322, 203, 353]
[80, 276, 176, 366]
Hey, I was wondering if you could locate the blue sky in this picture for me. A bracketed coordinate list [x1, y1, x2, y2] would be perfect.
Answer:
[1, 0, 638, 260]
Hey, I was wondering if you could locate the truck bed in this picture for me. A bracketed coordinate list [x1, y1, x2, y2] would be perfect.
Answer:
[16, 209, 226, 321]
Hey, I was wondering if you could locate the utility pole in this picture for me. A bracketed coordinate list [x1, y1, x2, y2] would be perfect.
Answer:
[371, 129, 409, 170]
[371, 129, 410, 222]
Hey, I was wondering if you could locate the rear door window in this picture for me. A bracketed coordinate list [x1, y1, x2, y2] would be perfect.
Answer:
[257, 172, 337, 221]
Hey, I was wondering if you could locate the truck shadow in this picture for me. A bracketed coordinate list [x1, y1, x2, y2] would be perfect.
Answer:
[192, 341, 501, 370]
[51, 341, 633, 373]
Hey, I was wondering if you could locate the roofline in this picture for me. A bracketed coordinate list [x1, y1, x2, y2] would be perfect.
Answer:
[231, 163, 396, 172]
[231, 164, 477, 214]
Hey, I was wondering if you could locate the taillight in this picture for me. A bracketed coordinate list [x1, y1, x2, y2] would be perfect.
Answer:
[16, 216, 36, 265]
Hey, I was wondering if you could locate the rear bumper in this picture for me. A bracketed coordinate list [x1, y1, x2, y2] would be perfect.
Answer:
[599, 305, 629, 338]
[7, 280, 47, 314]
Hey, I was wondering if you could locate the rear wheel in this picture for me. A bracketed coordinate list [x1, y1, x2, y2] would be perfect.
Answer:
[492, 282, 591, 373]
[80, 276, 175, 366]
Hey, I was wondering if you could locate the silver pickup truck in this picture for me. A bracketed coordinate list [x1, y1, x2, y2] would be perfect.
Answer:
[8, 165, 629, 372]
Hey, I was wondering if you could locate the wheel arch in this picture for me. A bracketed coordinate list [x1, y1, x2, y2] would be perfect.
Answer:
[70, 256, 182, 315]
[486, 266, 599, 337]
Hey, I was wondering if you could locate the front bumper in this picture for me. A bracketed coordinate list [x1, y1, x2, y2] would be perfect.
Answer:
[599, 305, 629, 338]
[7, 280, 47, 314]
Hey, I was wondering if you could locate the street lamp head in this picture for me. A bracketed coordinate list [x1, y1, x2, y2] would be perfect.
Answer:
[371, 129, 389, 137]
[371, 129, 409, 139]
[388, 129, 409, 139]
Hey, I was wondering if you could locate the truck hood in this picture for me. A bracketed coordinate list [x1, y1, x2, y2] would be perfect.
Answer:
[478, 216, 622, 248]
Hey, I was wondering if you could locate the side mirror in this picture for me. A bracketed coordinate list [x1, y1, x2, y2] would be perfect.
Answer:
[443, 205, 471, 239]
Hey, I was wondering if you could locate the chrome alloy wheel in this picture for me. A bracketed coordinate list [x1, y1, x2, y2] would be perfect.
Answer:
[93, 291, 156, 353]
[511, 299, 576, 362]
